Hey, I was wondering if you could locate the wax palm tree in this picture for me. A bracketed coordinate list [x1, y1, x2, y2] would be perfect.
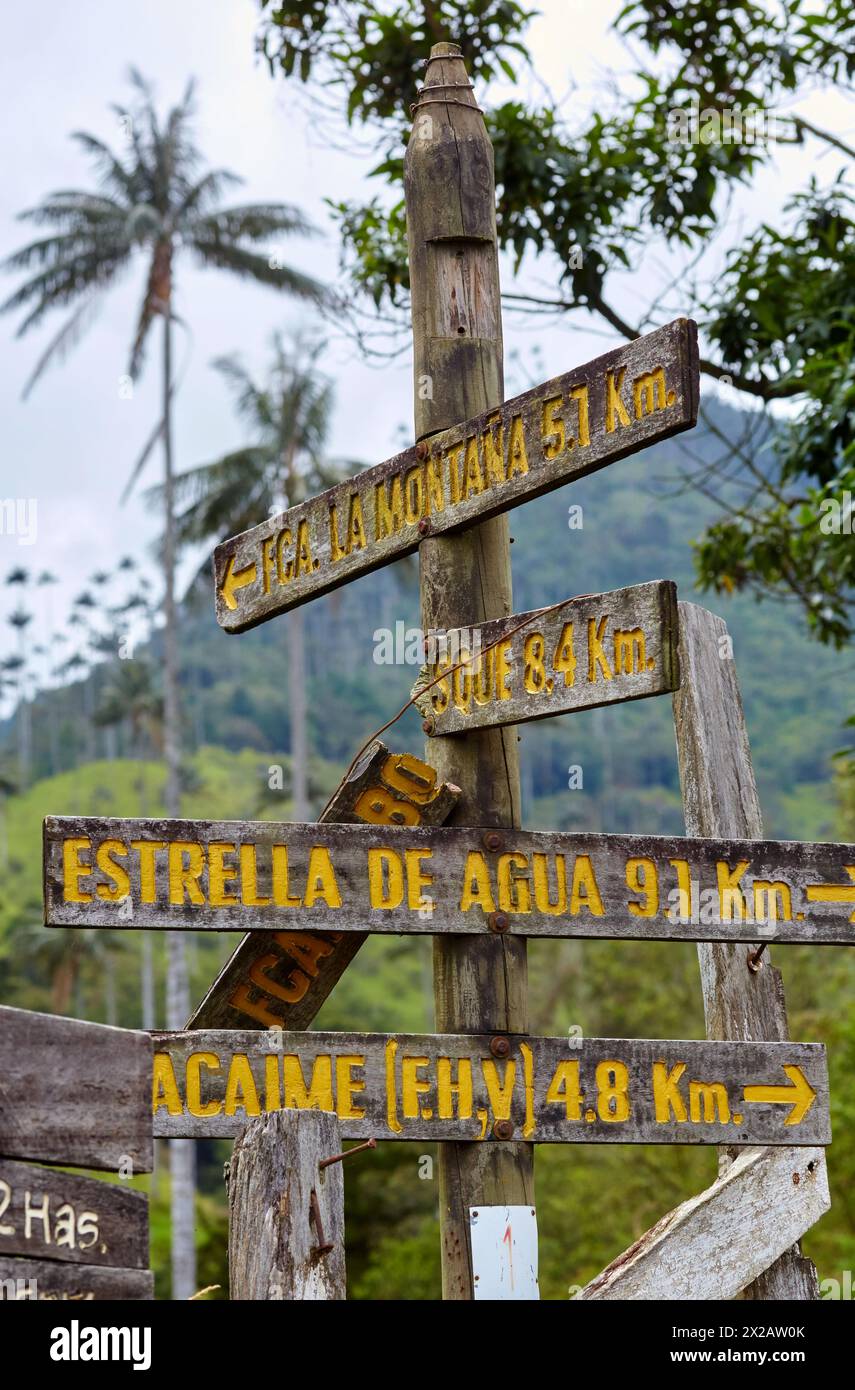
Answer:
[158, 333, 348, 819]
[95, 658, 163, 1033]
[2, 71, 324, 1300]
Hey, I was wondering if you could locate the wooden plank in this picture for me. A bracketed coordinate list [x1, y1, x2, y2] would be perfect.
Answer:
[229, 1110, 345, 1300]
[212, 318, 699, 633]
[0, 1255, 153, 1301]
[407, 38, 532, 1304]
[0, 1159, 148, 1269]
[45, 818, 855, 945]
[151, 1031, 830, 1146]
[575, 1145, 830, 1301]
[186, 741, 460, 1030]
[415, 581, 679, 736]
[0, 1007, 153, 1174]
[674, 600, 820, 1298]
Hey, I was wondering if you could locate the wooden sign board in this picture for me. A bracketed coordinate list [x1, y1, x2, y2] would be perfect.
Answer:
[151, 1031, 830, 1146]
[0, 1158, 148, 1269]
[0, 1007, 153, 1173]
[45, 821, 855, 946]
[213, 319, 699, 632]
[416, 581, 679, 736]
[187, 741, 459, 1031]
[0, 1256, 153, 1301]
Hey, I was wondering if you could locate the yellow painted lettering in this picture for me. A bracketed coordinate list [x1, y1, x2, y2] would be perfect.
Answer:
[186, 1052, 222, 1118]
[368, 848, 404, 908]
[95, 839, 130, 901]
[167, 842, 205, 906]
[459, 852, 496, 913]
[653, 1061, 687, 1122]
[63, 837, 92, 903]
[569, 855, 604, 915]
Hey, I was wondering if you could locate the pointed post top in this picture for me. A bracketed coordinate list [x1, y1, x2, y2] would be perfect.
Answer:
[414, 41, 480, 112]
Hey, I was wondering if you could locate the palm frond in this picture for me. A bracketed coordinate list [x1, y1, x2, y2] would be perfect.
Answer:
[14, 191, 128, 231]
[20, 293, 105, 400]
[175, 168, 241, 222]
[188, 203, 317, 242]
[3, 246, 131, 335]
[69, 133, 137, 201]
[211, 355, 276, 432]
[147, 454, 272, 543]
[189, 237, 325, 300]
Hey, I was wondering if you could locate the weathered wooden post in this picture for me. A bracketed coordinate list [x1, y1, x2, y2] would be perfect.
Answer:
[405, 42, 533, 1299]
[228, 1109, 346, 1300]
[673, 602, 819, 1299]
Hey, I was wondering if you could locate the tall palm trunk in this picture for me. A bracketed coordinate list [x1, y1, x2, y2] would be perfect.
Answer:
[288, 610, 309, 819]
[284, 443, 309, 821]
[161, 303, 196, 1301]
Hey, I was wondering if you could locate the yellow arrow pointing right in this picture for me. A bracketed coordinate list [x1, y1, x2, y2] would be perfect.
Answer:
[743, 1064, 816, 1126]
[219, 554, 257, 611]
[806, 867, 855, 922]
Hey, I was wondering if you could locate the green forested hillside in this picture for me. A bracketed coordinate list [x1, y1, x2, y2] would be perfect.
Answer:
[2, 398, 853, 1298]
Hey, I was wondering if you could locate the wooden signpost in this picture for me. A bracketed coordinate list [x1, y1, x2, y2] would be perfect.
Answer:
[45, 817, 855, 945]
[188, 741, 459, 1031]
[213, 322, 699, 633]
[34, 43, 837, 1303]
[415, 581, 680, 736]
[151, 1030, 830, 1147]
[0, 1006, 153, 1301]
[229, 1110, 346, 1301]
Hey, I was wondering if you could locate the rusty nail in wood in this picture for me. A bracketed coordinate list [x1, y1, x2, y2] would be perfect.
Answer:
[319, 1137, 377, 1169]
[490, 1036, 510, 1059]
[309, 1189, 334, 1255]
[415, 440, 428, 460]
[418, 518, 431, 536]
[487, 911, 510, 934]
[422, 718, 435, 735]
[493, 1119, 514, 1140]
[748, 943, 767, 972]
[792, 1172, 800, 1185]
[482, 830, 503, 852]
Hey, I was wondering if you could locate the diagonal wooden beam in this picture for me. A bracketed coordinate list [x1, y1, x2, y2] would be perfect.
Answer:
[186, 741, 459, 1030]
[575, 1146, 829, 1301]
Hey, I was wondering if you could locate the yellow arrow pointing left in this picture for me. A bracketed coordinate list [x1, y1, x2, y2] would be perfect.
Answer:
[219, 555, 257, 611]
[743, 1064, 816, 1126]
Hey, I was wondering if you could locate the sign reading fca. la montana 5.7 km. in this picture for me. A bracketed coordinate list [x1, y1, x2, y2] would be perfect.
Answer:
[213, 319, 699, 631]
[150, 1031, 830, 1148]
[44, 818, 855, 945]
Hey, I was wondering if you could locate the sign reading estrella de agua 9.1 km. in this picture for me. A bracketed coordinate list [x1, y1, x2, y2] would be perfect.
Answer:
[44, 818, 855, 945]
[213, 320, 699, 631]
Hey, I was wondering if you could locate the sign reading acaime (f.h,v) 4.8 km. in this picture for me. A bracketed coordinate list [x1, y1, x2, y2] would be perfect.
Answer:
[212, 319, 700, 632]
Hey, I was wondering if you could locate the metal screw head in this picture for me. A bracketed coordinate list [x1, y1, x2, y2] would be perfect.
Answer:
[490, 1036, 511, 1059]
[417, 518, 431, 536]
[493, 1119, 514, 1140]
[415, 440, 429, 460]
[482, 830, 503, 852]
[487, 911, 510, 934]
[422, 718, 435, 735]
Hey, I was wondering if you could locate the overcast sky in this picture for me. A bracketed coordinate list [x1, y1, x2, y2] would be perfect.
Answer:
[0, 0, 850, 703]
